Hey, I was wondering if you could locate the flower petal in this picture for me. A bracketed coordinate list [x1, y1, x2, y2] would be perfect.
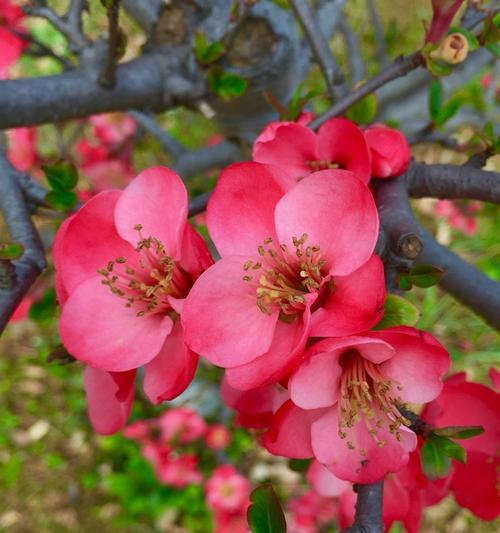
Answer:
[84, 366, 135, 435]
[59, 276, 173, 372]
[252, 123, 317, 178]
[182, 256, 279, 367]
[206, 162, 294, 257]
[274, 170, 379, 276]
[311, 254, 385, 337]
[225, 309, 311, 390]
[317, 118, 371, 184]
[114, 167, 187, 258]
[307, 460, 351, 497]
[143, 321, 198, 404]
[180, 223, 213, 277]
[263, 400, 327, 459]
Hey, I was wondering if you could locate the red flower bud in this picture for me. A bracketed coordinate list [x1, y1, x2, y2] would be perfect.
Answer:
[364, 124, 411, 178]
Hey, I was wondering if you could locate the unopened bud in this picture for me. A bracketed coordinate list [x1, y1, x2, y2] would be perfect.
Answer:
[430, 33, 469, 65]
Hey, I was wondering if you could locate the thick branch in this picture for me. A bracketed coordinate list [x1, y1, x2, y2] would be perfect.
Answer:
[289, 0, 343, 99]
[342, 482, 384, 533]
[0, 54, 204, 129]
[310, 52, 424, 129]
[406, 163, 500, 203]
[416, 228, 500, 330]
[0, 153, 46, 334]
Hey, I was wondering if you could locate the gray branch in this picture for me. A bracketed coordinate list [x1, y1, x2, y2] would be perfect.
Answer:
[342, 482, 384, 533]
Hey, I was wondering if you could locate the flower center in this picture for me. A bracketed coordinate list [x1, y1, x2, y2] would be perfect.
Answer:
[337, 350, 410, 454]
[98, 224, 192, 317]
[242, 234, 332, 320]
[304, 160, 341, 171]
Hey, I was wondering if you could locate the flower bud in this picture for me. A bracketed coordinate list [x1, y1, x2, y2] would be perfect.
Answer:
[364, 124, 411, 178]
[430, 33, 469, 64]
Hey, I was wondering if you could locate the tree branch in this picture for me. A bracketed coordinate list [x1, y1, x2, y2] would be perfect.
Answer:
[99, 0, 122, 89]
[289, 0, 343, 99]
[366, 0, 388, 66]
[406, 163, 500, 203]
[310, 52, 425, 129]
[0, 152, 46, 334]
[342, 482, 384, 533]
[338, 18, 365, 84]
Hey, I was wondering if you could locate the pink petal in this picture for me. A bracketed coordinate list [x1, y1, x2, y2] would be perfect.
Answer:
[263, 401, 327, 459]
[225, 309, 311, 390]
[317, 118, 371, 184]
[0, 28, 23, 69]
[206, 162, 294, 258]
[114, 167, 187, 259]
[59, 276, 173, 372]
[53, 214, 73, 305]
[84, 366, 135, 435]
[252, 123, 317, 178]
[58, 190, 137, 295]
[274, 170, 379, 276]
[311, 407, 417, 484]
[143, 321, 198, 404]
[307, 460, 351, 497]
[369, 328, 450, 403]
[182, 256, 279, 367]
[310, 254, 385, 337]
[179, 223, 213, 277]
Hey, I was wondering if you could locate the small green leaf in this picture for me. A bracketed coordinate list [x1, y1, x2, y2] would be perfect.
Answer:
[45, 190, 78, 212]
[346, 93, 378, 125]
[485, 43, 500, 58]
[429, 79, 443, 121]
[435, 97, 463, 126]
[194, 32, 225, 64]
[421, 435, 452, 479]
[28, 288, 57, 324]
[426, 58, 452, 77]
[288, 458, 310, 473]
[0, 242, 24, 260]
[247, 484, 287, 533]
[397, 275, 412, 291]
[100, 0, 113, 7]
[449, 27, 479, 50]
[374, 294, 420, 329]
[207, 68, 248, 100]
[407, 264, 444, 288]
[434, 425, 485, 440]
[43, 163, 78, 191]
[439, 436, 466, 463]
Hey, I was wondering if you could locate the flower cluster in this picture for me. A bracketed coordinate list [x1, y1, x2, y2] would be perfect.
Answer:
[0, 0, 25, 78]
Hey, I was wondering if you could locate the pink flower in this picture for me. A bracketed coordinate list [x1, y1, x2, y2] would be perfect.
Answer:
[252, 118, 371, 183]
[54, 167, 213, 433]
[205, 424, 232, 450]
[422, 373, 500, 520]
[123, 419, 153, 442]
[89, 113, 136, 147]
[434, 200, 480, 236]
[364, 124, 410, 178]
[254, 112, 314, 145]
[263, 327, 450, 483]
[206, 465, 250, 514]
[158, 407, 207, 445]
[9, 295, 33, 322]
[6, 127, 37, 171]
[0, 0, 25, 74]
[425, 0, 465, 44]
[183, 162, 384, 390]
[221, 377, 289, 429]
[213, 511, 250, 533]
[287, 489, 337, 533]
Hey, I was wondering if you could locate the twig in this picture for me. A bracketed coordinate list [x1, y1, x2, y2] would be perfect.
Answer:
[188, 192, 211, 218]
[341, 482, 384, 533]
[406, 163, 500, 204]
[128, 110, 187, 159]
[289, 0, 343, 100]
[398, 406, 432, 437]
[99, 0, 122, 89]
[0, 151, 46, 334]
[338, 18, 365, 84]
[366, 0, 388, 66]
[310, 52, 425, 129]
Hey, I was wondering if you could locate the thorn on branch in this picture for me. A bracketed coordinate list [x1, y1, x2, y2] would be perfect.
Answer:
[99, 0, 123, 89]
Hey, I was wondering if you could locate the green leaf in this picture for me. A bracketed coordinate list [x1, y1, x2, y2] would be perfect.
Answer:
[207, 68, 248, 100]
[0, 242, 24, 260]
[247, 484, 287, 533]
[400, 264, 444, 289]
[374, 294, 420, 329]
[426, 58, 452, 77]
[43, 163, 78, 191]
[429, 79, 443, 121]
[194, 32, 225, 64]
[449, 27, 479, 50]
[28, 288, 57, 324]
[45, 190, 78, 212]
[421, 435, 452, 479]
[434, 425, 485, 440]
[485, 43, 500, 58]
[346, 93, 378, 125]
[435, 97, 463, 126]
[288, 458, 310, 473]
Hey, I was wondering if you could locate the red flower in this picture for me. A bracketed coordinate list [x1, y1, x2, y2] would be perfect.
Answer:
[183, 162, 384, 390]
[205, 424, 232, 450]
[6, 127, 37, 172]
[0, 0, 26, 75]
[252, 118, 371, 183]
[206, 465, 250, 514]
[54, 167, 213, 433]
[263, 327, 449, 483]
[158, 407, 207, 445]
[364, 124, 410, 178]
[422, 373, 500, 520]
